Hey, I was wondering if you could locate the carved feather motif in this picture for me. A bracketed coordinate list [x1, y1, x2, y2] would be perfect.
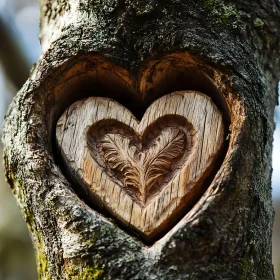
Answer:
[144, 128, 185, 197]
[101, 134, 142, 196]
[101, 128, 185, 204]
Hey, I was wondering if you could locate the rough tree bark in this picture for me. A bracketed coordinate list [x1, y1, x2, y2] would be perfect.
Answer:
[2, 0, 280, 279]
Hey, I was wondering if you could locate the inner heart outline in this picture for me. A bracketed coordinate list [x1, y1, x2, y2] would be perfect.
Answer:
[87, 116, 196, 206]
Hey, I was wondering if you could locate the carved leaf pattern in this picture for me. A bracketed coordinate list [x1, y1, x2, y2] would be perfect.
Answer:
[101, 128, 185, 204]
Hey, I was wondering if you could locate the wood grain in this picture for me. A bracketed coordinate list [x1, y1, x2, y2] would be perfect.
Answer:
[56, 91, 224, 242]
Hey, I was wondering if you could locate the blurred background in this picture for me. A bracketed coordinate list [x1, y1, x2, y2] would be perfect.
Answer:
[0, 0, 279, 279]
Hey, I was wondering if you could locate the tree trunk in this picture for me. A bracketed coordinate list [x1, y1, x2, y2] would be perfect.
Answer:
[2, 0, 280, 279]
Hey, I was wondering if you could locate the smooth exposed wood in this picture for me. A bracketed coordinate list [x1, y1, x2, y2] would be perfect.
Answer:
[56, 90, 224, 242]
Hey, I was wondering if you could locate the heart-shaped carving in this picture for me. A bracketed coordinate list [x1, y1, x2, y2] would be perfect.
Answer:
[56, 91, 224, 242]
[87, 118, 195, 206]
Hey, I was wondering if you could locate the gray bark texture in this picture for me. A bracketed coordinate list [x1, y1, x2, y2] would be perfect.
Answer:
[2, 0, 280, 279]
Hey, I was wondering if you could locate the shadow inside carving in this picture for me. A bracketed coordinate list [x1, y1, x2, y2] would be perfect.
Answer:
[50, 54, 230, 125]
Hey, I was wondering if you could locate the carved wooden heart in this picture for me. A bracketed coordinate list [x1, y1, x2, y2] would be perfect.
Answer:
[87, 119, 194, 206]
[56, 91, 224, 242]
